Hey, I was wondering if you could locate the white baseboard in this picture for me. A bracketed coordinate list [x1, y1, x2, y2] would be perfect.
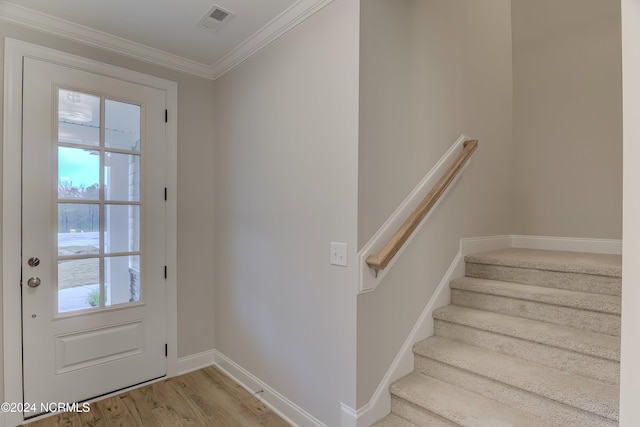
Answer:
[213, 350, 326, 427]
[460, 235, 513, 255]
[460, 235, 622, 256]
[339, 403, 358, 427]
[511, 235, 622, 254]
[177, 349, 217, 375]
[181, 349, 325, 426]
[351, 251, 464, 427]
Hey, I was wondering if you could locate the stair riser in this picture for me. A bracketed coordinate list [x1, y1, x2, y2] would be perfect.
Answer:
[434, 320, 620, 384]
[390, 396, 457, 427]
[465, 262, 621, 296]
[451, 289, 621, 336]
[414, 356, 617, 426]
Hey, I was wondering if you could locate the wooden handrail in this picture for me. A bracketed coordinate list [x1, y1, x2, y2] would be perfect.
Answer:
[365, 140, 478, 271]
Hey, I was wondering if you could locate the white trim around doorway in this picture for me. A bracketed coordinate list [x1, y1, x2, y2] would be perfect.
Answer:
[2, 38, 178, 427]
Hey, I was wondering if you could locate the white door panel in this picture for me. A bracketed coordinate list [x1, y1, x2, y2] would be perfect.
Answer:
[22, 57, 167, 416]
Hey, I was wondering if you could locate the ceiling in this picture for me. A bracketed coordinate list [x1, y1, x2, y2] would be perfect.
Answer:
[0, 0, 332, 79]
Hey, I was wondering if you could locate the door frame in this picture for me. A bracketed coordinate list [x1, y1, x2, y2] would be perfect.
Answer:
[2, 38, 178, 426]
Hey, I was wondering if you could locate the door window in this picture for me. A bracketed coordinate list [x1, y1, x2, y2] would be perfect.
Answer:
[57, 89, 142, 313]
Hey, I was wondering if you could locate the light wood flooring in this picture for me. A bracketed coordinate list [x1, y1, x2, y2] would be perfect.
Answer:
[24, 366, 291, 427]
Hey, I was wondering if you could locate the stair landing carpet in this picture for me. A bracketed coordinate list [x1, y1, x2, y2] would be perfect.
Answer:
[374, 248, 621, 427]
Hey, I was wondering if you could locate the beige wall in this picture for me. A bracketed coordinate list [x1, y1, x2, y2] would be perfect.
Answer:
[358, 0, 417, 249]
[511, 0, 622, 239]
[0, 0, 626, 422]
[0, 21, 216, 401]
[357, 0, 514, 407]
[213, 0, 360, 424]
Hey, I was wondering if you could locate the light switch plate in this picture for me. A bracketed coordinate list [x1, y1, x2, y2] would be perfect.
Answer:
[330, 242, 348, 267]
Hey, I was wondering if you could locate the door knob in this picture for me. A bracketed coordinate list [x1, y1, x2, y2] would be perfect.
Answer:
[27, 277, 41, 288]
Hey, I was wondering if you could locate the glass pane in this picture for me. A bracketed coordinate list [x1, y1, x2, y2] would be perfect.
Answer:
[105, 205, 140, 254]
[58, 204, 100, 256]
[105, 99, 141, 152]
[58, 258, 100, 313]
[105, 153, 140, 202]
[105, 255, 141, 306]
[58, 147, 100, 200]
[58, 89, 100, 146]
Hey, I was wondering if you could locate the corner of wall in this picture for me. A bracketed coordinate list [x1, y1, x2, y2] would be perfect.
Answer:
[214, 350, 327, 427]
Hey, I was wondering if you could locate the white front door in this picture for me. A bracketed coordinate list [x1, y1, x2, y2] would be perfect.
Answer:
[21, 57, 168, 417]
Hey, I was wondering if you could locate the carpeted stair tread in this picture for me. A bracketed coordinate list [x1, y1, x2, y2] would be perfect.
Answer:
[390, 373, 554, 427]
[450, 277, 621, 314]
[433, 305, 619, 361]
[376, 248, 621, 425]
[434, 316, 619, 385]
[465, 248, 621, 277]
[372, 414, 419, 427]
[413, 336, 619, 420]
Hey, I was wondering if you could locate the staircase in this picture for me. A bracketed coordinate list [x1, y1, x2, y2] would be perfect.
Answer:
[374, 247, 621, 427]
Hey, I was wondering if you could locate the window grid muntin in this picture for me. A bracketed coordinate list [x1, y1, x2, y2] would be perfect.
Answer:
[55, 87, 144, 315]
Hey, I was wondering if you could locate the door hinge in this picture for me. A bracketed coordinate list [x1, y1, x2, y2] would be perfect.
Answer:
[164, 266, 167, 279]
[164, 187, 167, 201]
[165, 109, 168, 123]
[165, 344, 168, 357]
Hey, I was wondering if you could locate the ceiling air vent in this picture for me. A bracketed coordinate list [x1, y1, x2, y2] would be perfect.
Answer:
[198, 5, 235, 30]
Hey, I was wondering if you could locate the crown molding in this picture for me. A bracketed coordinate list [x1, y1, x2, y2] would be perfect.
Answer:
[0, 0, 335, 80]
[210, 0, 335, 79]
[0, 1, 214, 79]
